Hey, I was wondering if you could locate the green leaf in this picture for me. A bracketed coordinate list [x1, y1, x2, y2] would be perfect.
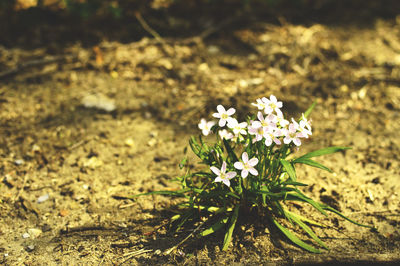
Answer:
[200, 216, 229, 237]
[280, 159, 297, 181]
[285, 192, 328, 216]
[174, 210, 194, 232]
[132, 189, 189, 198]
[284, 210, 328, 249]
[223, 139, 239, 162]
[222, 204, 240, 251]
[284, 210, 325, 227]
[295, 147, 351, 160]
[293, 158, 333, 173]
[179, 157, 187, 169]
[304, 102, 316, 118]
[270, 217, 321, 253]
[281, 181, 308, 187]
[321, 204, 375, 229]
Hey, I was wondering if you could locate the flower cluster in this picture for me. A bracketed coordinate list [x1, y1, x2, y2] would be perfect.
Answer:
[198, 95, 312, 186]
[138, 95, 369, 254]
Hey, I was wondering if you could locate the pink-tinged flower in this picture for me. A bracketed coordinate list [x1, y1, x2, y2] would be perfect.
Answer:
[263, 127, 282, 146]
[198, 119, 216, 136]
[234, 152, 259, 178]
[211, 161, 237, 187]
[227, 118, 247, 135]
[248, 121, 264, 143]
[251, 97, 268, 110]
[276, 113, 289, 128]
[264, 95, 283, 116]
[299, 114, 312, 138]
[257, 112, 277, 128]
[212, 105, 236, 127]
[218, 129, 234, 140]
[283, 123, 302, 146]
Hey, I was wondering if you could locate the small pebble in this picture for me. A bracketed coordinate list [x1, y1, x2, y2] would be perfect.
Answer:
[124, 138, 134, 147]
[26, 245, 35, 252]
[28, 228, 42, 239]
[14, 159, 24, 166]
[37, 193, 49, 203]
[22, 233, 30, 239]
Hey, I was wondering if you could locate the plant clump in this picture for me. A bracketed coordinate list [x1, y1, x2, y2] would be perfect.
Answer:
[136, 95, 372, 254]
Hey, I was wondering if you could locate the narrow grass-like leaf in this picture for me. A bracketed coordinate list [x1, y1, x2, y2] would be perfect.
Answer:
[293, 158, 333, 173]
[178, 203, 233, 213]
[304, 101, 316, 118]
[284, 210, 328, 249]
[280, 159, 297, 181]
[171, 214, 181, 222]
[200, 216, 229, 237]
[174, 210, 194, 232]
[284, 210, 325, 227]
[270, 217, 321, 253]
[321, 204, 374, 229]
[285, 193, 327, 216]
[295, 147, 351, 160]
[222, 204, 240, 251]
[281, 181, 308, 187]
[132, 189, 189, 198]
[223, 139, 239, 162]
[179, 157, 187, 169]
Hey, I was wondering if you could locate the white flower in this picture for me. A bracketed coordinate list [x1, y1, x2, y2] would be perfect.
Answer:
[257, 112, 277, 128]
[283, 123, 302, 146]
[263, 127, 282, 146]
[264, 95, 283, 116]
[211, 161, 237, 187]
[212, 105, 236, 127]
[198, 119, 216, 136]
[227, 118, 247, 135]
[251, 97, 268, 110]
[276, 113, 289, 128]
[299, 114, 312, 138]
[248, 121, 264, 143]
[234, 152, 258, 178]
[218, 129, 234, 140]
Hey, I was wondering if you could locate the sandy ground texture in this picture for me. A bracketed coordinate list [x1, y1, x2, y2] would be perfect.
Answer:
[1, 6, 400, 265]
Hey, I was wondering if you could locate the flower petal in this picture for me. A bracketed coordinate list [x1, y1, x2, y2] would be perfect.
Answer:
[227, 117, 236, 125]
[265, 137, 273, 146]
[234, 162, 244, 170]
[217, 105, 225, 114]
[270, 95, 277, 102]
[221, 161, 227, 173]
[222, 179, 230, 187]
[226, 171, 237, 179]
[242, 152, 249, 163]
[210, 166, 220, 175]
[257, 112, 264, 122]
[214, 176, 222, 183]
[241, 170, 249, 178]
[248, 158, 259, 166]
[227, 108, 236, 116]
[212, 113, 220, 118]
[293, 138, 301, 146]
[249, 168, 258, 176]
[283, 137, 291, 144]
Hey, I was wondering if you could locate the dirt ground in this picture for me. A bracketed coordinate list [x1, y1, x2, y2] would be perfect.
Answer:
[1, 3, 400, 265]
